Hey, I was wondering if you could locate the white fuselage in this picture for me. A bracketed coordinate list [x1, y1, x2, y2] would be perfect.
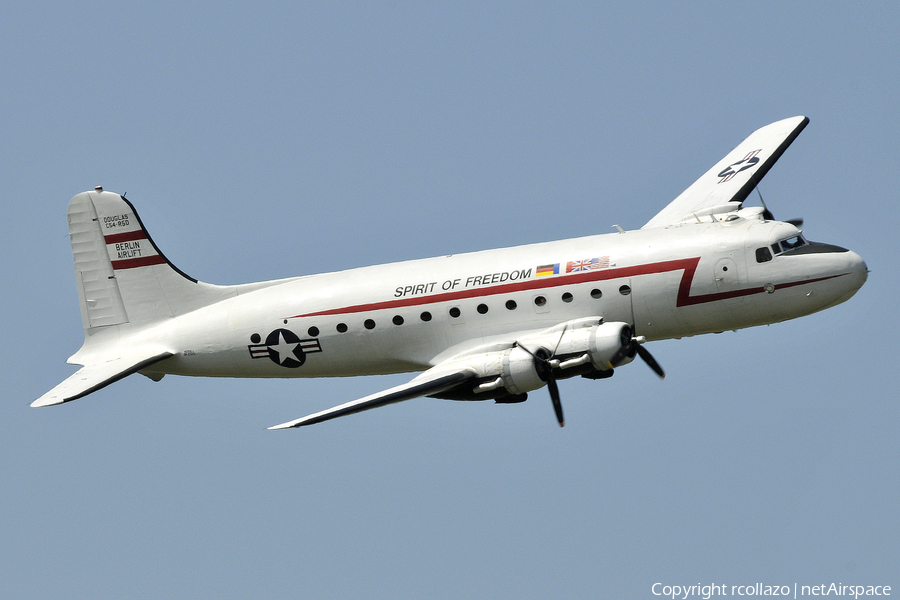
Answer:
[37, 119, 867, 424]
[128, 213, 866, 382]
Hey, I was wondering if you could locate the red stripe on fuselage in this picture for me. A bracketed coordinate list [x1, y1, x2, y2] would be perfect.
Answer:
[288, 257, 851, 320]
[290, 258, 699, 318]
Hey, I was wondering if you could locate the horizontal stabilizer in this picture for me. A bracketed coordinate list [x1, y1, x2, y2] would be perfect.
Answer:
[269, 370, 474, 429]
[32, 350, 173, 407]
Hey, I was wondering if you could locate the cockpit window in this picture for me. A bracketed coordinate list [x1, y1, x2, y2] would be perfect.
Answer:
[780, 235, 806, 250]
[771, 234, 808, 256]
[756, 247, 773, 263]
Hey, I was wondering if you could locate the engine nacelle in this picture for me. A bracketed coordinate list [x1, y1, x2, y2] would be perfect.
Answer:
[489, 320, 635, 393]
[446, 346, 547, 399]
[552, 320, 635, 371]
[431, 318, 636, 401]
[500, 345, 547, 395]
[497, 320, 636, 394]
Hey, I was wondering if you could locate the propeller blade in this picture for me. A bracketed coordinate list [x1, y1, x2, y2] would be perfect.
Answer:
[635, 344, 665, 379]
[547, 377, 564, 427]
[758, 193, 776, 221]
[519, 344, 565, 427]
[757, 189, 802, 227]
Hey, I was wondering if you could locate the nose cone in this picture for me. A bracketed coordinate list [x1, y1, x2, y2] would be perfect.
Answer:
[831, 249, 867, 307]
[848, 249, 868, 291]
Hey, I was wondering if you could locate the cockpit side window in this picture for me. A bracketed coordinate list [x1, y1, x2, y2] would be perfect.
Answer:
[756, 247, 773, 263]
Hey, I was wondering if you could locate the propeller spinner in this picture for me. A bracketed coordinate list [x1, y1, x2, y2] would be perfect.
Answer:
[609, 324, 666, 379]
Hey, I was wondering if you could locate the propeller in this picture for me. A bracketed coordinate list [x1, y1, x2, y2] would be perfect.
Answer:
[546, 368, 564, 427]
[535, 348, 565, 427]
[609, 324, 666, 379]
[516, 342, 566, 427]
[516, 322, 664, 427]
[758, 190, 803, 227]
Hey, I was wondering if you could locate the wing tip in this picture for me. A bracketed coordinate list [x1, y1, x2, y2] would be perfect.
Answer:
[30, 396, 65, 408]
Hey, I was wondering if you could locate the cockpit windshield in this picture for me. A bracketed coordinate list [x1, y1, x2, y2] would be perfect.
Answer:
[771, 234, 807, 255]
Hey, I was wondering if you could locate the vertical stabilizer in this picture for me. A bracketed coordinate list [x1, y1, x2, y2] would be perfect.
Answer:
[68, 189, 239, 333]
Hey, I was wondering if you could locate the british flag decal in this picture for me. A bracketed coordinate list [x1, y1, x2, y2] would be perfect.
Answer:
[566, 257, 610, 273]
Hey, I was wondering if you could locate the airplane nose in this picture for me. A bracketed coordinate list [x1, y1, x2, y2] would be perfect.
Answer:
[815, 247, 867, 310]
[828, 249, 867, 308]
[847, 250, 868, 291]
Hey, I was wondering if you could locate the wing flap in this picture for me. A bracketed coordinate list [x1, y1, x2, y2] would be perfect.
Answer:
[268, 370, 474, 429]
[32, 350, 174, 407]
[642, 116, 808, 229]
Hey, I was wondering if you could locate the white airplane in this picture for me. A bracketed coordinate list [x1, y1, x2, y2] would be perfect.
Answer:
[33, 116, 867, 428]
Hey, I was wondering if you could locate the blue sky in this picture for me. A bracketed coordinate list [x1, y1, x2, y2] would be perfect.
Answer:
[2, 2, 897, 598]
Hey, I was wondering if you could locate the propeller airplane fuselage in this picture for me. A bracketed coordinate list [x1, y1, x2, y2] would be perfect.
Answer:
[33, 116, 867, 427]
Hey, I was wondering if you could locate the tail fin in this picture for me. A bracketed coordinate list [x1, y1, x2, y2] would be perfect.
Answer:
[69, 188, 237, 332]
[33, 188, 273, 407]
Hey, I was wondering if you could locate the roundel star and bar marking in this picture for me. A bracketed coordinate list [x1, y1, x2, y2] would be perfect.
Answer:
[718, 149, 762, 182]
[248, 329, 323, 368]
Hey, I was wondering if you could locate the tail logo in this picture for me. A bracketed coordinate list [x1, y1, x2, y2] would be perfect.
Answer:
[248, 329, 322, 368]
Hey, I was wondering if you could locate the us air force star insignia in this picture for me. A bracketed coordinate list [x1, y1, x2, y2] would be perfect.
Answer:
[269, 331, 301, 366]
[718, 149, 761, 183]
[247, 328, 322, 368]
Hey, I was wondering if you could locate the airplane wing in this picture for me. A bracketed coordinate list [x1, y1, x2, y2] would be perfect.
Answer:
[268, 369, 475, 429]
[642, 116, 809, 229]
[268, 316, 654, 429]
[32, 349, 174, 407]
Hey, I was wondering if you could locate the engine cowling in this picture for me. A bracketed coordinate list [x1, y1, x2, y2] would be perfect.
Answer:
[500, 345, 547, 395]
[551, 320, 635, 372]
[497, 320, 636, 395]
[432, 318, 635, 401]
